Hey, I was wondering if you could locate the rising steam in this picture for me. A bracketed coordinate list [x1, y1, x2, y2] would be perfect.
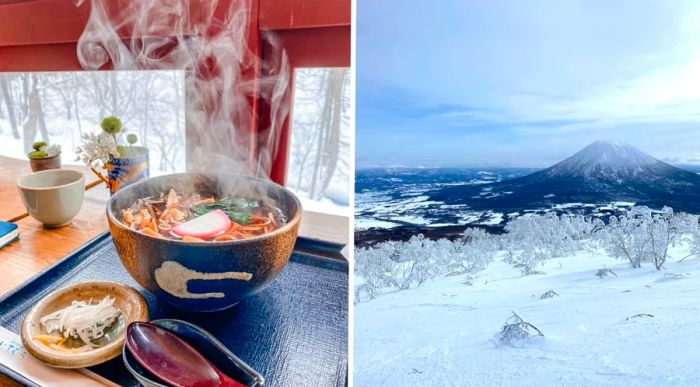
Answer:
[74, 0, 290, 179]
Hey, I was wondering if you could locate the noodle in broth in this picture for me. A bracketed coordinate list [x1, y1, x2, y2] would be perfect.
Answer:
[121, 189, 286, 241]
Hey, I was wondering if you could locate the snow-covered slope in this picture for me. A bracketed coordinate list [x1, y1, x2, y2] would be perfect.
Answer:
[355, 244, 700, 387]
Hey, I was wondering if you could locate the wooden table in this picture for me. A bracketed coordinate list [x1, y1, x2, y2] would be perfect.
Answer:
[0, 156, 111, 296]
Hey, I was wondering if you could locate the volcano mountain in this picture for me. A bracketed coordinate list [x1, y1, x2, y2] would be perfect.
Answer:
[431, 141, 700, 213]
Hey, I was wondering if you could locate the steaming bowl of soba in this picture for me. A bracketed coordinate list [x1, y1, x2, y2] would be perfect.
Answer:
[106, 173, 301, 312]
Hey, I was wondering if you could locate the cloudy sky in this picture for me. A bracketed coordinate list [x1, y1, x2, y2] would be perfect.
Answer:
[357, 0, 700, 168]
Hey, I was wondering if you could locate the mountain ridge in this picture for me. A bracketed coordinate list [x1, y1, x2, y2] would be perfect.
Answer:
[431, 141, 700, 213]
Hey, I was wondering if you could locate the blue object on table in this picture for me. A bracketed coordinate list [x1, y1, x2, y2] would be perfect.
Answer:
[0, 221, 19, 249]
[0, 232, 348, 387]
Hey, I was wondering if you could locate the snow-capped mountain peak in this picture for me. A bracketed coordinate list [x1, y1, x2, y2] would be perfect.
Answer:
[545, 140, 668, 179]
[433, 140, 700, 213]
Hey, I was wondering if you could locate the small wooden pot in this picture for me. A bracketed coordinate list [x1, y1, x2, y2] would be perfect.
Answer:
[29, 153, 62, 172]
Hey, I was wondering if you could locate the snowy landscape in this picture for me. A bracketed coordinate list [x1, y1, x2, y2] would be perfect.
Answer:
[356, 240, 700, 386]
[355, 207, 700, 386]
[356, 168, 524, 229]
[356, 2, 700, 385]
[355, 142, 700, 386]
[356, 142, 700, 235]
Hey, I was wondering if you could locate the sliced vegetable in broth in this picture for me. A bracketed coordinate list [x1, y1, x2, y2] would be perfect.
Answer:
[192, 198, 262, 225]
[121, 189, 285, 241]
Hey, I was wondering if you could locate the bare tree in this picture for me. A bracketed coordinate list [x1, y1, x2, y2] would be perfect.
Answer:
[317, 69, 346, 198]
[290, 68, 351, 202]
[0, 74, 20, 139]
[21, 74, 49, 152]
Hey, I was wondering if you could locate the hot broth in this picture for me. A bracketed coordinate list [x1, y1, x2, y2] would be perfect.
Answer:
[122, 189, 286, 241]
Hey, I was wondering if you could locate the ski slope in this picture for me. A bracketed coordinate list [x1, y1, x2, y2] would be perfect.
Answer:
[355, 244, 700, 387]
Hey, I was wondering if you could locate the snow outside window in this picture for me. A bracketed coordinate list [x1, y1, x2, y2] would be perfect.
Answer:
[286, 68, 351, 217]
[0, 71, 186, 175]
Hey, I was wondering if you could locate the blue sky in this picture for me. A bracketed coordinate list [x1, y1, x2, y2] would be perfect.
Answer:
[357, 1, 700, 168]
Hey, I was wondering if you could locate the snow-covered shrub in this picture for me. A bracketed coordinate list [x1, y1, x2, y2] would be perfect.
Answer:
[354, 205, 698, 301]
[497, 311, 544, 347]
[354, 231, 497, 300]
[353, 236, 439, 297]
[595, 268, 617, 278]
[503, 213, 596, 274]
[511, 249, 548, 275]
[354, 243, 399, 301]
[434, 238, 469, 276]
[597, 207, 651, 268]
[682, 214, 700, 260]
[626, 313, 654, 321]
[394, 235, 438, 288]
[462, 275, 475, 286]
[503, 214, 548, 273]
[443, 229, 497, 276]
[598, 206, 693, 269]
[540, 290, 559, 299]
[646, 207, 687, 269]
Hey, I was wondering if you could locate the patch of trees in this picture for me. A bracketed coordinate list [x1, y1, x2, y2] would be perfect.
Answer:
[355, 206, 700, 302]
[598, 207, 697, 270]
[355, 230, 497, 301]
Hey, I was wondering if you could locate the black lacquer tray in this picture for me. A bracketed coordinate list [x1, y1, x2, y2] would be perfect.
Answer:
[0, 232, 348, 386]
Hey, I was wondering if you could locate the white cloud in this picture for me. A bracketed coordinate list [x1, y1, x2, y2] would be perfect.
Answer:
[358, 0, 700, 166]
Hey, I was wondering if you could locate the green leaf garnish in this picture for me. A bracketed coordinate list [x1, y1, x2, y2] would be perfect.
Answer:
[223, 211, 250, 224]
[193, 198, 256, 224]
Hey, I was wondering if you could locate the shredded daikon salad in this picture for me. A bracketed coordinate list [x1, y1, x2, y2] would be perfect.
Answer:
[33, 296, 122, 352]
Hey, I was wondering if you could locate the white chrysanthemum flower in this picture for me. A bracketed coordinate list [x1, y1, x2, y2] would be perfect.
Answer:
[45, 144, 61, 157]
[75, 132, 120, 167]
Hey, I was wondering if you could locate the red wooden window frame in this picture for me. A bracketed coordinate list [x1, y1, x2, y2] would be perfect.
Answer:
[0, 0, 350, 186]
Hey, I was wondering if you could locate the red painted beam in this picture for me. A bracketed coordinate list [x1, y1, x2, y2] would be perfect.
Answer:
[275, 26, 350, 68]
[0, 43, 81, 71]
[259, 0, 349, 31]
[265, 24, 349, 185]
[0, 0, 89, 47]
[0, 0, 219, 48]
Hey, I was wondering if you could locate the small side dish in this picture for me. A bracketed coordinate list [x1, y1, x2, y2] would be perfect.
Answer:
[33, 296, 123, 353]
[20, 281, 148, 368]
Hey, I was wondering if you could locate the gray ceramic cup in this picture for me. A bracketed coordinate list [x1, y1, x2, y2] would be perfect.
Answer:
[17, 169, 85, 227]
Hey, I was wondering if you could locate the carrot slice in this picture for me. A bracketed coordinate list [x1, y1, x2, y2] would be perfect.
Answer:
[140, 227, 162, 238]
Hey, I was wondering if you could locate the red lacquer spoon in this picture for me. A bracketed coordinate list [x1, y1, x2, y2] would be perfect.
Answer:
[126, 322, 245, 387]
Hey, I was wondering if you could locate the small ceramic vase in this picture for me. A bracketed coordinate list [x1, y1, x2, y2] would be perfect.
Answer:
[92, 146, 150, 195]
[29, 152, 62, 172]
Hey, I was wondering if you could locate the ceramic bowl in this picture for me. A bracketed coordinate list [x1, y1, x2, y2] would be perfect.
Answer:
[122, 319, 264, 387]
[106, 173, 301, 312]
[20, 281, 149, 368]
[16, 169, 84, 227]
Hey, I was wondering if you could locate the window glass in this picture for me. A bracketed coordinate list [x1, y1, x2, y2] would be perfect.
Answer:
[0, 70, 185, 175]
[286, 68, 351, 216]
